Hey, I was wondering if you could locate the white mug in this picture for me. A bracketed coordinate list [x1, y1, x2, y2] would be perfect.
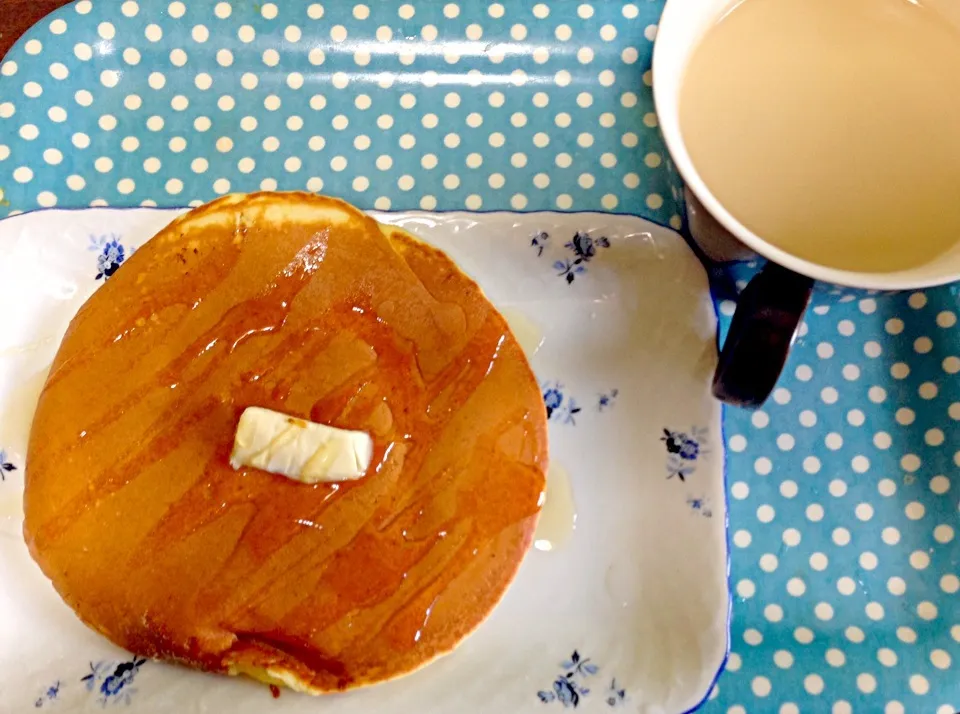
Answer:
[650, 0, 960, 406]
[652, 0, 960, 291]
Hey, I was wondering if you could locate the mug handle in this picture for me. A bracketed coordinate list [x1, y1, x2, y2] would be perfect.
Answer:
[712, 263, 814, 408]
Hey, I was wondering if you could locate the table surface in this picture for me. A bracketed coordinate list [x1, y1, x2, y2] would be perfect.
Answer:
[0, 1, 67, 59]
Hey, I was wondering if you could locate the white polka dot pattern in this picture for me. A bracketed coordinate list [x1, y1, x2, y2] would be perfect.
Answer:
[718, 271, 960, 713]
[0, 0, 681, 223]
[0, 2, 956, 712]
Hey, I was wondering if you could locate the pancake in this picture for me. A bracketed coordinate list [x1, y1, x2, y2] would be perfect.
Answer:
[23, 193, 548, 693]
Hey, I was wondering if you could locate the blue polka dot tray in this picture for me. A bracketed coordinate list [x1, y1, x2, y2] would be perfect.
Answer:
[0, 2, 957, 713]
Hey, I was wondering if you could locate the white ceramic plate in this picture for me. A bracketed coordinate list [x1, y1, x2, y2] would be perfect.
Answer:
[0, 208, 727, 714]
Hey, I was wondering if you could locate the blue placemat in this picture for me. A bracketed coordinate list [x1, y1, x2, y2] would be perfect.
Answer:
[0, 2, 957, 711]
[0, 0, 683, 220]
[711, 263, 959, 713]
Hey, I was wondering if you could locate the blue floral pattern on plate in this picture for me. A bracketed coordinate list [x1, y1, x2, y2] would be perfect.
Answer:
[686, 495, 714, 519]
[605, 679, 627, 708]
[596, 389, 619, 412]
[538, 651, 600, 708]
[81, 657, 147, 707]
[531, 230, 612, 285]
[538, 652, 630, 709]
[28, 658, 148, 708]
[541, 381, 582, 425]
[34, 681, 61, 708]
[88, 235, 129, 281]
[662, 426, 710, 481]
[0, 449, 16, 481]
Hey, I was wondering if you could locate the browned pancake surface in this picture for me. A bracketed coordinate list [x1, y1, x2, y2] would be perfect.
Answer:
[23, 193, 548, 692]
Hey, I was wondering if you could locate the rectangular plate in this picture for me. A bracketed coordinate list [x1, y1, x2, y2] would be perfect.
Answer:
[0, 208, 727, 713]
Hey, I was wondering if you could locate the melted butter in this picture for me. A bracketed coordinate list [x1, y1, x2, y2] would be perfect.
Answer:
[534, 464, 576, 552]
[0, 336, 55, 358]
[0, 364, 51, 456]
[500, 307, 544, 359]
[0, 493, 22, 520]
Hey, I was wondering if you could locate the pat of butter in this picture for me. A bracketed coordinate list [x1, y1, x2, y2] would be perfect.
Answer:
[230, 407, 373, 483]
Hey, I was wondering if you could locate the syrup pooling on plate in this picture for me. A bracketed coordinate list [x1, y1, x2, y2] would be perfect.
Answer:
[23, 193, 548, 693]
[500, 307, 545, 358]
[534, 464, 577, 552]
[0, 365, 49, 458]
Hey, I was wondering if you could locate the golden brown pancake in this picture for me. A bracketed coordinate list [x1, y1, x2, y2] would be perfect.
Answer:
[23, 193, 548, 693]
